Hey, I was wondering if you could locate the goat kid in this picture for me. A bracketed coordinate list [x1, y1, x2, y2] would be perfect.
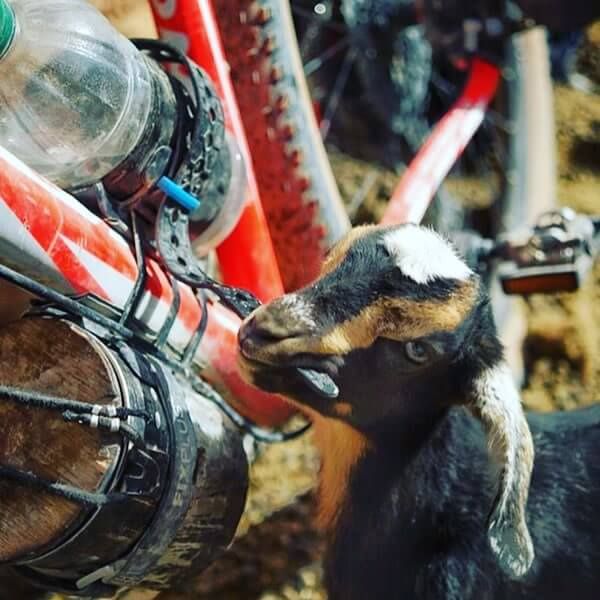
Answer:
[238, 224, 600, 600]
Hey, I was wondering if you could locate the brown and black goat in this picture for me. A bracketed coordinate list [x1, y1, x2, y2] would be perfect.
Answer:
[238, 223, 600, 600]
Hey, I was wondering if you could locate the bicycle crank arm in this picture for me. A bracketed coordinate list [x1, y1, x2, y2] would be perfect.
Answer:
[156, 201, 339, 399]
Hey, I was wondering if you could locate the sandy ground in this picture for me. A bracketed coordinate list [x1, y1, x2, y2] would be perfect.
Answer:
[0, 4, 597, 600]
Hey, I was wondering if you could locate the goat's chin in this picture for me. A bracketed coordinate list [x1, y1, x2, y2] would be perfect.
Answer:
[237, 352, 298, 397]
[237, 352, 276, 389]
[237, 352, 342, 417]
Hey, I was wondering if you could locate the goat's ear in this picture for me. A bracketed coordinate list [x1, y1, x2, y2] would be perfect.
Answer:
[468, 363, 535, 579]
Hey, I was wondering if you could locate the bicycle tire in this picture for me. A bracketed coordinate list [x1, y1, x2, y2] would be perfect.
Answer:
[213, 0, 351, 293]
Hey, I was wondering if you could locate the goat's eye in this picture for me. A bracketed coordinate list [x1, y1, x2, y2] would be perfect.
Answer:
[404, 341, 431, 364]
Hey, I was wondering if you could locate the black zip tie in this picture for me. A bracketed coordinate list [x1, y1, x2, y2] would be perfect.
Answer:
[0, 464, 126, 507]
[0, 386, 150, 421]
[119, 210, 148, 328]
[182, 289, 208, 369]
[94, 182, 129, 236]
[155, 273, 180, 350]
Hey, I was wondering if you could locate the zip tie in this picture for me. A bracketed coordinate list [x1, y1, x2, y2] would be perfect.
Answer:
[0, 386, 151, 421]
[0, 464, 124, 507]
[157, 176, 201, 212]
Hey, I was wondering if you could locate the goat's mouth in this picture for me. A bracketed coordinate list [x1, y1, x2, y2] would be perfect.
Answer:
[237, 347, 344, 411]
[239, 330, 342, 386]
[237, 307, 345, 401]
[239, 341, 344, 380]
[238, 311, 342, 373]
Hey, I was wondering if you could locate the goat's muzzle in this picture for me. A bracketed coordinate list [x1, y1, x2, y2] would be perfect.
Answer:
[239, 302, 308, 359]
[238, 299, 343, 375]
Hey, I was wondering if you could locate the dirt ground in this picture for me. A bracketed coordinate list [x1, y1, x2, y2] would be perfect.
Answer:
[1, 4, 598, 600]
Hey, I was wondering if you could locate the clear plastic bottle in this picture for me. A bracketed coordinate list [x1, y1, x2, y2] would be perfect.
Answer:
[191, 133, 248, 256]
[0, 0, 154, 189]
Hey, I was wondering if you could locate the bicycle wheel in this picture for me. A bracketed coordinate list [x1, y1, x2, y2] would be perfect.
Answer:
[213, 0, 351, 293]
[215, 0, 554, 263]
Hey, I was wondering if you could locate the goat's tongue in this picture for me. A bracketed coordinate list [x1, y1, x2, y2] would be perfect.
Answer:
[298, 368, 339, 399]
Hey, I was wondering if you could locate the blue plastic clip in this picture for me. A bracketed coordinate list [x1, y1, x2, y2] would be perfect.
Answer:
[157, 176, 201, 213]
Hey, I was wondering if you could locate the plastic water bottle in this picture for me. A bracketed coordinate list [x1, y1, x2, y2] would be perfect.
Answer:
[191, 133, 248, 255]
[0, 0, 248, 255]
[0, 0, 165, 190]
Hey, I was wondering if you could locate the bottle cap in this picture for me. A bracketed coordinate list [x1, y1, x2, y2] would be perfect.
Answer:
[0, 0, 15, 60]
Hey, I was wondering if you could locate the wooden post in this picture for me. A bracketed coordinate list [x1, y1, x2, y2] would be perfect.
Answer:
[0, 317, 123, 562]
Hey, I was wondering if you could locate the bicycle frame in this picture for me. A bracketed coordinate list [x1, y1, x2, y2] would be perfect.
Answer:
[382, 59, 500, 225]
[0, 0, 501, 427]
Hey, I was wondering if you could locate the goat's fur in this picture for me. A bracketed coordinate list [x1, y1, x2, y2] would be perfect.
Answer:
[238, 224, 600, 600]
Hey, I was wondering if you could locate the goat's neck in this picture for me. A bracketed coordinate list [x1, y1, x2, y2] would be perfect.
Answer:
[321, 408, 493, 599]
[311, 414, 369, 531]
[311, 402, 449, 531]
[368, 404, 450, 454]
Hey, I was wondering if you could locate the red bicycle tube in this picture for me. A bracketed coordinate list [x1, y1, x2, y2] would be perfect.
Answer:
[381, 59, 501, 226]
[149, 0, 293, 421]
[0, 147, 290, 426]
[149, 0, 284, 303]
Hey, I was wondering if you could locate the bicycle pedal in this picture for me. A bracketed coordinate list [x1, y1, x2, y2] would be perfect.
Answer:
[498, 255, 592, 295]
[496, 209, 598, 296]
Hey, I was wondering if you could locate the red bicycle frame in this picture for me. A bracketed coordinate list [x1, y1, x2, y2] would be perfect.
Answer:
[0, 0, 500, 426]
[382, 59, 500, 225]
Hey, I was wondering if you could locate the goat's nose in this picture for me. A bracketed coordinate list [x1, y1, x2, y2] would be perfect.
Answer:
[238, 301, 313, 356]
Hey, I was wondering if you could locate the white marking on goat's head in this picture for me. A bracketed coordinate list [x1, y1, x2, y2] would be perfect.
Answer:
[383, 224, 473, 284]
[277, 294, 316, 329]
